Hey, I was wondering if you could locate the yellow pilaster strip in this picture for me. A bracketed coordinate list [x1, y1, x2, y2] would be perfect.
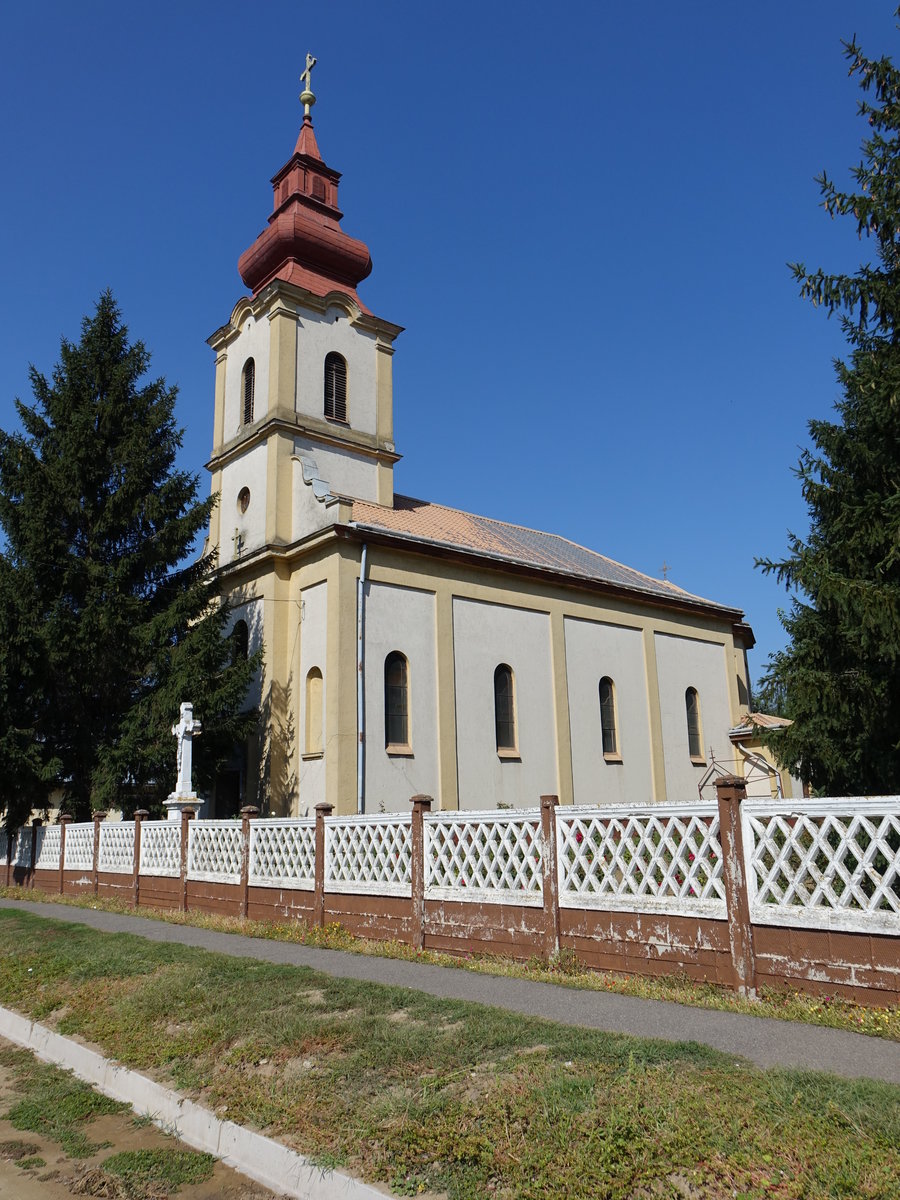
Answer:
[212, 350, 228, 455]
[643, 628, 667, 801]
[549, 607, 575, 806]
[324, 546, 360, 813]
[435, 586, 459, 809]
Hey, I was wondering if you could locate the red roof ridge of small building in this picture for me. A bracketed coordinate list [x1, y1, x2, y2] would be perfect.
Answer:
[344, 493, 743, 616]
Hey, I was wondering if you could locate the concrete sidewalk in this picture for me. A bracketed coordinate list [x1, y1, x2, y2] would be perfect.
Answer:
[2, 897, 898, 1085]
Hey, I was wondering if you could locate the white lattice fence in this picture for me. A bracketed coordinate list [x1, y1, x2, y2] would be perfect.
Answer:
[325, 815, 411, 897]
[35, 826, 61, 871]
[424, 810, 543, 906]
[64, 824, 94, 872]
[743, 798, 900, 934]
[188, 820, 243, 884]
[557, 804, 727, 919]
[139, 821, 182, 878]
[249, 819, 315, 889]
[99, 823, 135, 874]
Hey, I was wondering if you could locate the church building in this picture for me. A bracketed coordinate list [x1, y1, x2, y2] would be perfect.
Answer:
[205, 64, 762, 817]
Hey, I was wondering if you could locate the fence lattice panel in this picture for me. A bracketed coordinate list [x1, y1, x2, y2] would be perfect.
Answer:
[99, 823, 135, 875]
[139, 821, 182, 877]
[556, 804, 726, 918]
[744, 798, 900, 934]
[325, 815, 411, 896]
[64, 824, 94, 872]
[188, 820, 243, 884]
[35, 826, 61, 871]
[249, 820, 315, 889]
[424, 810, 543, 906]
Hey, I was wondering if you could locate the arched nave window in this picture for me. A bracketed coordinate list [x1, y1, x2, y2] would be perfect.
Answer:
[599, 676, 618, 757]
[305, 667, 324, 755]
[384, 651, 409, 749]
[231, 619, 249, 664]
[324, 352, 347, 422]
[494, 663, 517, 753]
[242, 358, 255, 425]
[685, 687, 703, 760]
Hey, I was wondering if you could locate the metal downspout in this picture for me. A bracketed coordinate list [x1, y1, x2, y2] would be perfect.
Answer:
[357, 543, 368, 814]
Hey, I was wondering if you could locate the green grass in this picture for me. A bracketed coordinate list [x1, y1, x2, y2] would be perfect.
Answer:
[102, 1148, 215, 1190]
[0, 907, 898, 1198]
[0, 1043, 126, 1157]
[3, 883, 899, 1041]
[16, 1155, 45, 1169]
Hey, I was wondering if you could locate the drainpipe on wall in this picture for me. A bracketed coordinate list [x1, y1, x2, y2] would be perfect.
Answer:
[357, 543, 368, 814]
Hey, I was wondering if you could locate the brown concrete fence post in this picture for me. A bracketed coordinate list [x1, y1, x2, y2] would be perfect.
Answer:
[410, 794, 433, 951]
[59, 815, 72, 894]
[540, 795, 562, 961]
[5, 827, 11, 889]
[180, 808, 196, 913]
[30, 819, 42, 889]
[132, 810, 148, 908]
[239, 806, 259, 919]
[715, 774, 757, 997]
[313, 802, 334, 928]
[91, 812, 107, 896]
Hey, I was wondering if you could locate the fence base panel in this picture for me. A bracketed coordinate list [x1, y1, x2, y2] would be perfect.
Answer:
[185, 880, 242, 916]
[96, 871, 135, 900]
[561, 909, 734, 986]
[246, 886, 315, 924]
[31, 870, 60, 895]
[324, 893, 415, 943]
[424, 899, 544, 961]
[753, 924, 900, 1006]
[134, 875, 181, 910]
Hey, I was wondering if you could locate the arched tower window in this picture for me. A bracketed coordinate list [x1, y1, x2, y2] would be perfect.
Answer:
[242, 358, 255, 425]
[685, 687, 703, 760]
[494, 664, 517, 753]
[599, 677, 618, 757]
[324, 352, 347, 422]
[384, 652, 409, 748]
[231, 619, 249, 664]
[305, 667, 323, 755]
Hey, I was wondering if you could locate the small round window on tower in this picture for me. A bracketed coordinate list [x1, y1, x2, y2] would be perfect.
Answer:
[237, 487, 251, 514]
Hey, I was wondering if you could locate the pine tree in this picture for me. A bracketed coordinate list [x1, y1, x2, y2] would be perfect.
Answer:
[757, 28, 900, 794]
[0, 293, 260, 820]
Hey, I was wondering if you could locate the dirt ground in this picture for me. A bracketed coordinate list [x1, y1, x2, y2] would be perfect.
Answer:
[0, 1041, 288, 1200]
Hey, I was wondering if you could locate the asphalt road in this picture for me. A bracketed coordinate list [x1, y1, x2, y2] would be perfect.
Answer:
[2, 897, 898, 1085]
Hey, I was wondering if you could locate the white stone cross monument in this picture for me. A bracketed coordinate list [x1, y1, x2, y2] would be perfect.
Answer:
[164, 701, 203, 820]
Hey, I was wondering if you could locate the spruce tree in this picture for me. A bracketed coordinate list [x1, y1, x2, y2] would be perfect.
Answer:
[0, 293, 259, 820]
[757, 28, 900, 794]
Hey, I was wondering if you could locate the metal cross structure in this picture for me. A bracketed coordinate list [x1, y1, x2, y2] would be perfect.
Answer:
[300, 52, 317, 116]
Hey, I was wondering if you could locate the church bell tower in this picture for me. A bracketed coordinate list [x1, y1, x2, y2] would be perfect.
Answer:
[206, 56, 403, 570]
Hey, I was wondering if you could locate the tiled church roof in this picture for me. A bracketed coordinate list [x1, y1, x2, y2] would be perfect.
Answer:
[348, 494, 740, 615]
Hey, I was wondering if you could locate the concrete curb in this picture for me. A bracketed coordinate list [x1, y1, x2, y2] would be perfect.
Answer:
[0, 1004, 388, 1200]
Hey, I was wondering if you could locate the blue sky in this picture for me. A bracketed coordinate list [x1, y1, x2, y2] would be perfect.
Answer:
[1, 2, 895, 688]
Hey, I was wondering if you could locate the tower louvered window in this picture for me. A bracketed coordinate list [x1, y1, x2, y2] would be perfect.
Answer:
[242, 358, 255, 425]
[324, 352, 347, 422]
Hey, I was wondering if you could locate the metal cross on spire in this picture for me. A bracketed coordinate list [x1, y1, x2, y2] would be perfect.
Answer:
[299, 52, 317, 117]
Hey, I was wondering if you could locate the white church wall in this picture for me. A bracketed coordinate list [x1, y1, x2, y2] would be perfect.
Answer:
[295, 307, 378, 436]
[452, 598, 557, 810]
[223, 315, 270, 438]
[219, 442, 268, 564]
[363, 582, 439, 812]
[564, 616, 654, 806]
[224, 597, 264, 710]
[654, 632, 733, 801]
[298, 580, 328, 815]
[293, 435, 378, 504]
